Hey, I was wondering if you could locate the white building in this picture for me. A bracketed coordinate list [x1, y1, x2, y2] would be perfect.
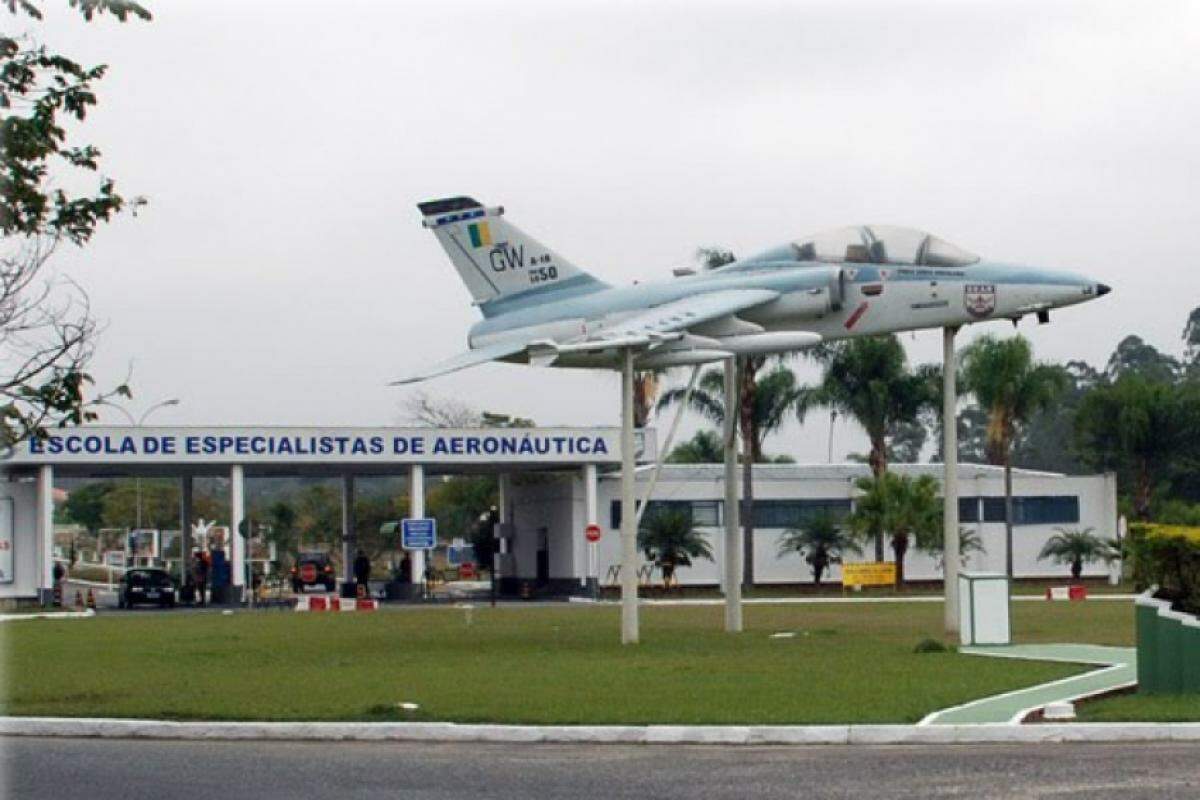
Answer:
[0, 424, 1116, 603]
[508, 463, 1119, 591]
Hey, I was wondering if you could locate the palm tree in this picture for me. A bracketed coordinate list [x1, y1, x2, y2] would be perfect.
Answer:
[799, 336, 937, 559]
[960, 335, 1068, 577]
[846, 472, 941, 585]
[637, 508, 714, 589]
[1038, 526, 1109, 580]
[666, 429, 724, 463]
[633, 370, 661, 429]
[657, 362, 801, 587]
[777, 513, 862, 585]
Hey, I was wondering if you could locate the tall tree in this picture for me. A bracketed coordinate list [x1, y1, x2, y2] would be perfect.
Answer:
[1011, 359, 1101, 473]
[62, 480, 112, 534]
[1075, 376, 1195, 519]
[799, 335, 936, 559]
[1, 0, 148, 445]
[960, 334, 1068, 577]
[1184, 306, 1200, 378]
[657, 361, 801, 586]
[1105, 335, 1180, 384]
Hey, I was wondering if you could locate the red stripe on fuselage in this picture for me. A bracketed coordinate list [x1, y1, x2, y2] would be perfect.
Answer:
[844, 301, 869, 330]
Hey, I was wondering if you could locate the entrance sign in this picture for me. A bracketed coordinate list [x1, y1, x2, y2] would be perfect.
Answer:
[842, 561, 896, 588]
[401, 518, 437, 550]
[1, 425, 656, 467]
[585, 524, 602, 543]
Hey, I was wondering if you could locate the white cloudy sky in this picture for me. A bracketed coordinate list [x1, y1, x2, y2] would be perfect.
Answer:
[24, 0, 1200, 460]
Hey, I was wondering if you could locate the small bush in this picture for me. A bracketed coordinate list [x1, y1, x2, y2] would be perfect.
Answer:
[913, 638, 949, 654]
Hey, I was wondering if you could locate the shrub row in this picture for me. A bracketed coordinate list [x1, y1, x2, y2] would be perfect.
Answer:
[1130, 524, 1200, 614]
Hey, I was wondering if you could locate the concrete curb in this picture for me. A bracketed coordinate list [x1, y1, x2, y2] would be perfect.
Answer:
[3, 717, 1199, 745]
[0, 609, 95, 623]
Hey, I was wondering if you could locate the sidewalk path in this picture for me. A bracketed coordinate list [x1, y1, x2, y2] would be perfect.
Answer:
[920, 644, 1137, 725]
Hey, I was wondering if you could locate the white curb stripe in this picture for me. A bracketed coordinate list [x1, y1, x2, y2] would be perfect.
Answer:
[2, 717, 1199, 745]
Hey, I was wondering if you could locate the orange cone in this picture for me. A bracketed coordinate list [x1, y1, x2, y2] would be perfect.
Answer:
[86, 589, 96, 610]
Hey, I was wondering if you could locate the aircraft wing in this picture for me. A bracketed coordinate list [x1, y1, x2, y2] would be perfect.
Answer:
[581, 288, 780, 345]
[392, 288, 783, 384]
[389, 339, 529, 385]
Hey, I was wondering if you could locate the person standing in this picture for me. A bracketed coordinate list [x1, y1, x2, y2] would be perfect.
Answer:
[192, 550, 209, 606]
[353, 549, 371, 595]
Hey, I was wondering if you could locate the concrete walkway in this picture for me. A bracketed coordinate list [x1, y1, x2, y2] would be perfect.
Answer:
[920, 644, 1137, 725]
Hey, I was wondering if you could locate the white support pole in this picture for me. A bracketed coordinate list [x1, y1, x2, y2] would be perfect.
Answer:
[584, 463, 598, 597]
[341, 474, 356, 590]
[722, 356, 743, 633]
[180, 476, 193, 588]
[942, 326, 960, 634]
[37, 464, 54, 604]
[230, 464, 245, 596]
[497, 472, 509, 579]
[409, 464, 425, 597]
[620, 347, 639, 644]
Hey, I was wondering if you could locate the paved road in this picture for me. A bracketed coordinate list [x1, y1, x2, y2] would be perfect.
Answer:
[4, 738, 1199, 799]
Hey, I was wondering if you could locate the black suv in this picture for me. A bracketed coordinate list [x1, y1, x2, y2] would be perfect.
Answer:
[118, 568, 177, 609]
[291, 551, 336, 593]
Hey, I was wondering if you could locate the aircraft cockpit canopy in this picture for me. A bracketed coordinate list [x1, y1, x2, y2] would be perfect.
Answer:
[791, 226, 979, 268]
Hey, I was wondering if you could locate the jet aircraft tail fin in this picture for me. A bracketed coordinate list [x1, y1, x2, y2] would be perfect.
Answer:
[417, 197, 609, 317]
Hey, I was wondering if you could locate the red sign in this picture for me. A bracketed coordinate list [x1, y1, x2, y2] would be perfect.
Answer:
[585, 524, 602, 543]
[300, 564, 317, 583]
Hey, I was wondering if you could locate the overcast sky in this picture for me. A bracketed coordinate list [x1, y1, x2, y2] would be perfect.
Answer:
[25, 0, 1200, 461]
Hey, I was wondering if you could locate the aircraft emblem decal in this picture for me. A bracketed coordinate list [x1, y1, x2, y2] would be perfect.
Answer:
[964, 284, 996, 318]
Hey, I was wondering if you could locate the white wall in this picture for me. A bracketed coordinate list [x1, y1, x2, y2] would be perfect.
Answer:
[0, 477, 41, 599]
[508, 475, 585, 583]
[577, 463, 1118, 587]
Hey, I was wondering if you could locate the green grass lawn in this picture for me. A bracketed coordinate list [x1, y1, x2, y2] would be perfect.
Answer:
[1, 600, 1134, 725]
[1077, 693, 1200, 722]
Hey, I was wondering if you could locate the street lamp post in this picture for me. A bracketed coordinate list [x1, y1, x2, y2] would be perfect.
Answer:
[101, 399, 181, 562]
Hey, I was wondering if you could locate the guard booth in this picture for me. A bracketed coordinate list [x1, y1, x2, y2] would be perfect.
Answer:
[0, 425, 655, 606]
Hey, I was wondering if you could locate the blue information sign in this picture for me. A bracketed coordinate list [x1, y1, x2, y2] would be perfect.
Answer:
[401, 518, 437, 550]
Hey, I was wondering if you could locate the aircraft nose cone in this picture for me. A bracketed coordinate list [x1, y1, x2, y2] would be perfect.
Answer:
[1097, 283, 1112, 296]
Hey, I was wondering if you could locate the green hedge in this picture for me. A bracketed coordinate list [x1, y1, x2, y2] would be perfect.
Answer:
[1129, 524, 1200, 614]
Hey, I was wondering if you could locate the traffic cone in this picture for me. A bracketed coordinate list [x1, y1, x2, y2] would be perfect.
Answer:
[74, 590, 84, 611]
[86, 589, 96, 610]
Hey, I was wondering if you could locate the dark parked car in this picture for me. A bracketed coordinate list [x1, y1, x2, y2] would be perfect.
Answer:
[118, 568, 177, 609]
[291, 551, 336, 593]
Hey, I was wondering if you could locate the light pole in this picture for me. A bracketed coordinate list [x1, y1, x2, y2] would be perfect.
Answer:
[101, 398, 181, 560]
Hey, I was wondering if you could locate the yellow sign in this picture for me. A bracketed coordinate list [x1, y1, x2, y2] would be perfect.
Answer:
[842, 561, 896, 587]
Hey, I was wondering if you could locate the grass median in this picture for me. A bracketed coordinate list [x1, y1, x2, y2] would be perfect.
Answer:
[2, 600, 1133, 724]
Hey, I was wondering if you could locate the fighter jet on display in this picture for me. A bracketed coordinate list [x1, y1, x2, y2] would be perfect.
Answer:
[395, 196, 1111, 384]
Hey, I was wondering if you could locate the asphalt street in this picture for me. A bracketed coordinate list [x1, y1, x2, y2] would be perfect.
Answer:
[4, 738, 1199, 800]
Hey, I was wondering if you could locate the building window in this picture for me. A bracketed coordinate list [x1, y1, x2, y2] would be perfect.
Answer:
[751, 499, 852, 529]
[610, 500, 723, 529]
[982, 497, 1008, 522]
[1015, 496, 1080, 525]
[978, 495, 1080, 526]
[959, 497, 981, 523]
